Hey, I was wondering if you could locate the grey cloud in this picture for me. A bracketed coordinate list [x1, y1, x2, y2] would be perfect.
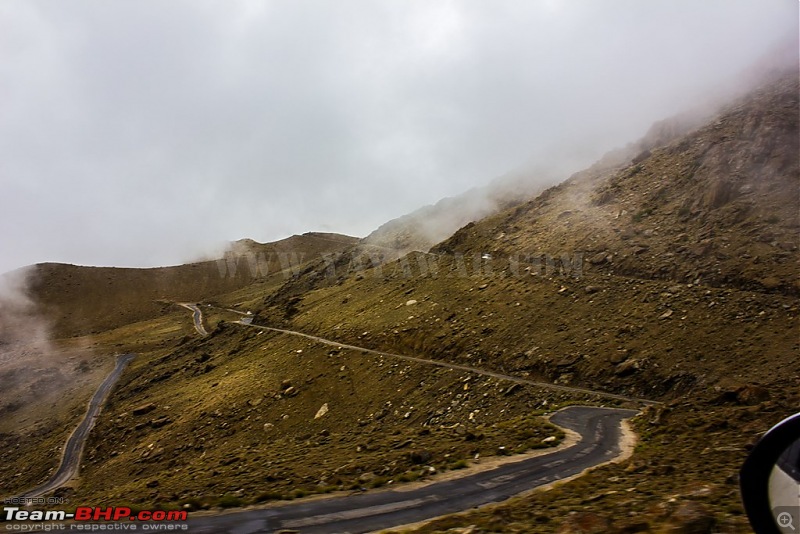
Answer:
[0, 0, 796, 274]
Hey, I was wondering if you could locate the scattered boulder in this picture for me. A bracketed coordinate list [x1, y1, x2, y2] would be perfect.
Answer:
[132, 403, 156, 416]
[405, 299, 418, 306]
[409, 450, 432, 464]
[703, 178, 736, 209]
[608, 351, 629, 365]
[735, 384, 770, 405]
[615, 359, 642, 377]
[556, 354, 581, 368]
[759, 277, 781, 290]
[149, 416, 172, 429]
[658, 501, 715, 533]
[714, 384, 771, 406]
[557, 511, 613, 533]
[358, 472, 376, 484]
[588, 252, 610, 265]
[314, 403, 329, 419]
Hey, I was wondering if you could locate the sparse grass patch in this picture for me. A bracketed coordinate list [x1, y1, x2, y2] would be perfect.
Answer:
[254, 491, 282, 503]
[396, 471, 421, 483]
[370, 476, 390, 488]
[632, 208, 653, 222]
[450, 459, 468, 470]
[216, 494, 243, 508]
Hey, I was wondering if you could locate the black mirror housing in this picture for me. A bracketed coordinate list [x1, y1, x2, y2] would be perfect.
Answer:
[741, 412, 800, 533]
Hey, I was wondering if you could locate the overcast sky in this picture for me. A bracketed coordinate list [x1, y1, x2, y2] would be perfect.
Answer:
[0, 0, 796, 274]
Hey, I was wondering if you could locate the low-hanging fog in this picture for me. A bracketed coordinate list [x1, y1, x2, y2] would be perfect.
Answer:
[0, 0, 796, 275]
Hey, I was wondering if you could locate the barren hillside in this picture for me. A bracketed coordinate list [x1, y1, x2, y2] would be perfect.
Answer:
[1, 68, 797, 534]
[21, 232, 358, 337]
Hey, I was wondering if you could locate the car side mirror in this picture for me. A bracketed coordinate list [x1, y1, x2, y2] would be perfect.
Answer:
[741, 412, 800, 533]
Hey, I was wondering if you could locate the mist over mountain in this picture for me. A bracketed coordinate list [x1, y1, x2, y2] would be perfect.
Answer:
[1, 1, 796, 275]
[365, 37, 799, 256]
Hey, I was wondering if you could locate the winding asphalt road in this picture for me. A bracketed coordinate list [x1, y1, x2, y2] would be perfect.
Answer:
[173, 304, 646, 532]
[188, 406, 637, 533]
[179, 302, 209, 336]
[8, 353, 135, 500]
[183, 301, 656, 406]
[240, 323, 657, 406]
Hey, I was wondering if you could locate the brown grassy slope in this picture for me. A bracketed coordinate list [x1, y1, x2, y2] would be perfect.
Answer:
[228, 232, 358, 259]
[254, 72, 799, 400]
[433, 73, 800, 296]
[25, 233, 357, 338]
[242, 72, 800, 533]
[0, 233, 358, 497]
[71, 321, 575, 508]
[0, 339, 114, 497]
[270, 252, 798, 401]
[0, 311, 198, 499]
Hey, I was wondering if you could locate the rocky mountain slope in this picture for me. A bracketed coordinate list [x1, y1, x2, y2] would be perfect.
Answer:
[434, 73, 799, 296]
[243, 68, 798, 532]
[364, 174, 551, 254]
[1, 66, 797, 534]
[254, 71, 798, 399]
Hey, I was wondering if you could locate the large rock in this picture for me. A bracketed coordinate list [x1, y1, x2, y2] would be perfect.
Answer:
[714, 383, 771, 405]
[149, 416, 171, 428]
[132, 403, 156, 416]
[314, 403, 329, 419]
[658, 501, 715, 533]
[615, 359, 642, 376]
[588, 252, 610, 265]
[409, 450, 432, 464]
[557, 511, 614, 533]
[735, 384, 770, 405]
